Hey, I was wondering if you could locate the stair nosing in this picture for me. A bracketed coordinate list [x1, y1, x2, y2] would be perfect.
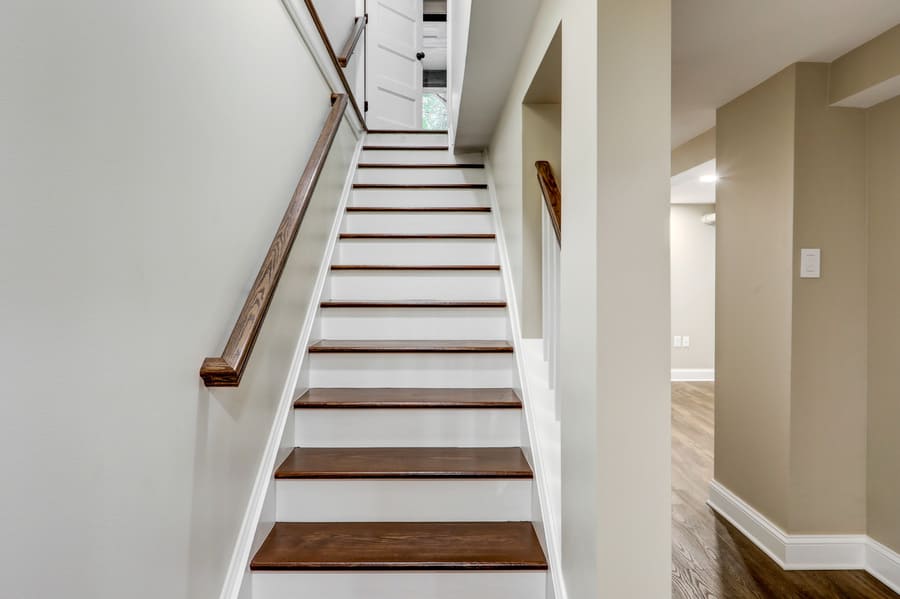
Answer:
[320, 300, 507, 308]
[339, 233, 496, 239]
[345, 206, 491, 212]
[330, 264, 500, 271]
[352, 184, 488, 190]
[357, 163, 485, 169]
[308, 340, 514, 354]
[274, 447, 533, 480]
[294, 388, 522, 409]
[362, 145, 450, 151]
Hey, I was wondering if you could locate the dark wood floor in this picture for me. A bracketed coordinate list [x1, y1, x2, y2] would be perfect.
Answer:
[672, 382, 897, 599]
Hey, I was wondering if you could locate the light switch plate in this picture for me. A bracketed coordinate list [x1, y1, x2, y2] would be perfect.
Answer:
[801, 248, 821, 278]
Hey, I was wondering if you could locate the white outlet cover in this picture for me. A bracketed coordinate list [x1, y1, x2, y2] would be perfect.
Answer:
[683, 336, 690, 347]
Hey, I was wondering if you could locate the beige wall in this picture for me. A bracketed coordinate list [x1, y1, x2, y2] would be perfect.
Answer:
[715, 65, 796, 529]
[866, 94, 900, 553]
[830, 25, 900, 105]
[790, 63, 868, 533]
[522, 103, 561, 337]
[717, 63, 870, 535]
[0, 1, 358, 597]
[672, 128, 716, 176]
[670, 204, 716, 371]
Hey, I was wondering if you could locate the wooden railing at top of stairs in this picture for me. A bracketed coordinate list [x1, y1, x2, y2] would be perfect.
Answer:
[535, 161, 561, 243]
[199, 93, 348, 387]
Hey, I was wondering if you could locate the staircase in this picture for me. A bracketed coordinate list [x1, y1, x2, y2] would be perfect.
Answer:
[249, 131, 548, 599]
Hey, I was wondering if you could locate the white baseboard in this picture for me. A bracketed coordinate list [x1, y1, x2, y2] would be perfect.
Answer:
[671, 368, 714, 382]
[708, 480, 900, 593]
[218, 136, 364, 599]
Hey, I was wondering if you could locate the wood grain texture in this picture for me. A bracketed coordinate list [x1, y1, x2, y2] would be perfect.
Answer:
[345, 206, 490, 212]
[353, 183, 488, 189]
[671, 382, 898, 598]
[199, 95, 348, 387]
[302, 0, 366, 126]
[357, 163, 484, 169]
[250, 522, 548, 570]
[362, 145, 450, 151]
[535, 161, 561, 243]
[330, 264, 500, 271]
[275, 447, 532, 479]
[337, 16, 366, 68]
[367, 130, 449, 134]
[320, 300, 507, 308]
[339, 233, 496, 239]
[308, 340, 514, 353]
[294, 388, 522, 409]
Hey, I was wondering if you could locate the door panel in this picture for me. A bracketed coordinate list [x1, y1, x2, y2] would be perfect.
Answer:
[366, 0, 423, 129]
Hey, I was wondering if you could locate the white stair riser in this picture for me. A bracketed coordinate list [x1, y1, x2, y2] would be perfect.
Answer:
[336, 240, 497, 264]
[308, 353, 515, 389]
[275, 479, 532, 522]
[366, 133, 448, 146]
[343, 212, 494, 234]
[253, 571, 546, 599]
[351, 188, 489, 207]
[327, 272, 504, 301]
[355, 168, 486, 185]
[360, 150, 483, 164]
[317, 308, 509, 340]
[295, 407, 521, 447]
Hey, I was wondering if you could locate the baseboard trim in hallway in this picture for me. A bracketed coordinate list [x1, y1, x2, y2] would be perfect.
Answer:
[671, 368, 715, 382]
[708, 480, 900, 593]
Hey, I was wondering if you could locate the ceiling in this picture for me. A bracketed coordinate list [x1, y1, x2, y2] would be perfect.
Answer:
[672, 1, 900, 147]
[671, 160, 716, 205]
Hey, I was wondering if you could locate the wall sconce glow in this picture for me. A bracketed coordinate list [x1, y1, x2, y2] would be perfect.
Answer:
[699, 174, 719, 183]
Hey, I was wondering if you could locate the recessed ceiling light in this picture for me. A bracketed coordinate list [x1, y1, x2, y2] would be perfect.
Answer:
[699, 174, 719, 183]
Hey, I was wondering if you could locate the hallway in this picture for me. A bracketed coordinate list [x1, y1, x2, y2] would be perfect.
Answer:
[671, 382, 897, 598]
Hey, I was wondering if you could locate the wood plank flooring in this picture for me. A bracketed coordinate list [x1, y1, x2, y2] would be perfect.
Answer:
[672, 382, 897, 598]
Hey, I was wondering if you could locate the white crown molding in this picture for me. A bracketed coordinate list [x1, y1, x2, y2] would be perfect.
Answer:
[671, 368, 715, 382]
[709, 480, 900, 593]
[218, 135, 365, 599]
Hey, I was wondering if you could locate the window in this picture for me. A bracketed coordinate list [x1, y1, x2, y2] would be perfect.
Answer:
[422, 92, 448, 130]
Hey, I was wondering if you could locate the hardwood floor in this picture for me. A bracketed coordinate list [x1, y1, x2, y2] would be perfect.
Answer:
[672, 382, 897, 598]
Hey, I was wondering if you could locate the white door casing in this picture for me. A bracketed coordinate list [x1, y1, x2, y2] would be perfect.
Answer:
[366, 0, 423, 129]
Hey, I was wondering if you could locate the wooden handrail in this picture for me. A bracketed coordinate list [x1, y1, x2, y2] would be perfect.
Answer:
[338, 16, 367, 68]
[200, 94, 349, 387]
[303, 0, 367, 128]
[535, 161, 561, 243]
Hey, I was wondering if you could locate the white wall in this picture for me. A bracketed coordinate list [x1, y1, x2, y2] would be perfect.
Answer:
[447, 0, 472, 142]
[670, 204, 716, 372]
[0, 1, 357, 597]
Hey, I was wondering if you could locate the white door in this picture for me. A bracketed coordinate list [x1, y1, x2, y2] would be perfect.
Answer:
[366, 0, 423, 130]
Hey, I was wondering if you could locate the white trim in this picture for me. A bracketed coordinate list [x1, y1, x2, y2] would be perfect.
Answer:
[281, 0, 366, 133]
[483, 154, 566, 599]
[868, 538, 900, 595]
[218, 136, 365, 599]
[709, 480, 900, 592]
[671, 368, 715, 382]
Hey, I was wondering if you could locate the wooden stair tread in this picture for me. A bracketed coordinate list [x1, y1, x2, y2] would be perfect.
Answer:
[362, 145, 450, 151]
[339, 233, 495, 239]
[367, 129, 448, 134]
[295, 388, 522, 409]
[357, 163, 484, 169]
[275, 447, 532, 479]
[250, 522, 548, 570]
[353, 184, 488, 190]
[320, 300, 507, 308]
[331, 264, 500, 271]
[346, 206, 490, 212]
[309, 340, 514, 353]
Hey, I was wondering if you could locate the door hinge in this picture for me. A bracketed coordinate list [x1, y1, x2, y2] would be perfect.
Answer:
[364, 101, 369, 112]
